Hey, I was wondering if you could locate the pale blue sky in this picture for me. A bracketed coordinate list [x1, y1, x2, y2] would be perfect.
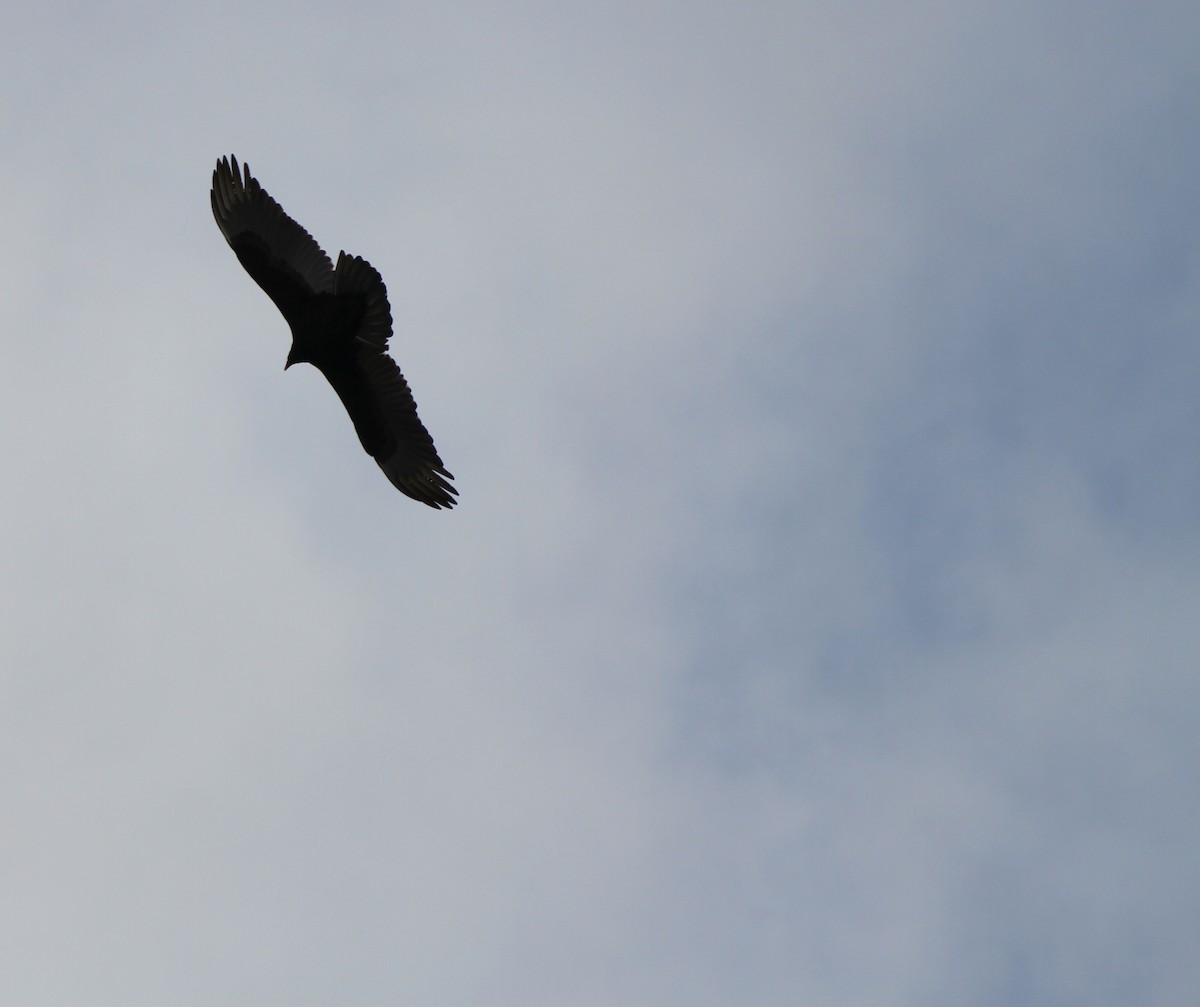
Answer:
[1, 2, 1198, 1004]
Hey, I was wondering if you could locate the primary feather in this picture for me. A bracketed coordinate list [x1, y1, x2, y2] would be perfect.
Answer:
[211, 155, 457, 508]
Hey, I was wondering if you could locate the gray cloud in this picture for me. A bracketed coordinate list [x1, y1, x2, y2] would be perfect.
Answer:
[1, 1, 1197, 1004]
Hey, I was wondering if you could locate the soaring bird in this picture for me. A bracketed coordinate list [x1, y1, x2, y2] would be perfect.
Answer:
[211, 155, 457, 509]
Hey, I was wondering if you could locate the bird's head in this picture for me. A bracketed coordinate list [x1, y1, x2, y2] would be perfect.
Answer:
[285, 333, 316, 370]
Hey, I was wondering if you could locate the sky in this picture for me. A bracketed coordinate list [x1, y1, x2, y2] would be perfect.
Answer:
[1, 1, 1198, 1004]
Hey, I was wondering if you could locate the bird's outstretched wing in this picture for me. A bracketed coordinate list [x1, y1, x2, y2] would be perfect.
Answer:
[211, 155, 335, 322]
[321, 253, 458, 509]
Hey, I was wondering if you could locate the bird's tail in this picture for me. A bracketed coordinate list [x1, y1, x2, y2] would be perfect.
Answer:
[334, 251, 393, 349]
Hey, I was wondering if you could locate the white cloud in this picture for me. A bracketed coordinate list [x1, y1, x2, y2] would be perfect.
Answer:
[1, 1, 1197, 1004]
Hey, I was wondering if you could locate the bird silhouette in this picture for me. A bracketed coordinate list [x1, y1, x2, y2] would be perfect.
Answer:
[211, 155, 457, 508]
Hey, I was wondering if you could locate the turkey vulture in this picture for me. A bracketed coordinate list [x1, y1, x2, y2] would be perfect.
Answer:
[210, 155, 457, 509]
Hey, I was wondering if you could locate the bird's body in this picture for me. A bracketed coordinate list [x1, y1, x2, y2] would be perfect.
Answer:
[210, 155, 457, 508]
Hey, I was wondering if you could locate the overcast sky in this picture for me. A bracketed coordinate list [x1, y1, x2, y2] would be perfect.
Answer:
[2, 1, 1198, 1004]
